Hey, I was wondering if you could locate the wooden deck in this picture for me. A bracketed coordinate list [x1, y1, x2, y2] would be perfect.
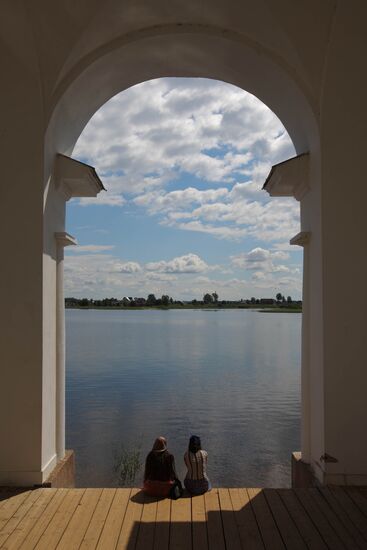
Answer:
[1, 487, 367, 549]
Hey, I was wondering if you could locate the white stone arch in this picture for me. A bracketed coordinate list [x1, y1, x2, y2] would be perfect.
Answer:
[1, 0, 366, 489]
[45, 24, 320, 166]
[42, 23, 322, 486]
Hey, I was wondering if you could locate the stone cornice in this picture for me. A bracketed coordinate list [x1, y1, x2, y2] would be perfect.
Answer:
[55, 232, 77, 247]
[263, 153, 310, 201]
[53, 154, 105, 200]
[290, 231, 311, 247]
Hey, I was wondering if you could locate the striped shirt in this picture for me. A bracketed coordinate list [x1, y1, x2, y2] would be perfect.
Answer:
[184, 450, 208, 480]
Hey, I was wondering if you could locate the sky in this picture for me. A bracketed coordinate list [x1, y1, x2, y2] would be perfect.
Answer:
[65, 77, 302, 301]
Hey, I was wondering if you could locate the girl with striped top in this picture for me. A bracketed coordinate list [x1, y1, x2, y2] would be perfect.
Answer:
[184, 435, 211, 495]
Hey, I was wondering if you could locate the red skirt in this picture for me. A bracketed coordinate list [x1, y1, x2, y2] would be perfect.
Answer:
[143, 479, 174, 497]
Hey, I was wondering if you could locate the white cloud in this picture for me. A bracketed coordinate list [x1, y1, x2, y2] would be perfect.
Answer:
[252, 271, 267, 282]
[133, 187, 229, 213]
[77, 194, 126, 207]
[68, 78, 302, 297]
[271, 250, 289, 260]
[67, 244, 115, 253]
[173, 220, 248, 240]
[145, 272, 178, 282]
[231, 247, 291, 275]
[64, 252, 211, 298]
[272, 242, 299, 252]
[145, 254, 208, 273]
[110, 261, 142, 273]
[64, 249, 302, 300]
[73, 79, 297, 247]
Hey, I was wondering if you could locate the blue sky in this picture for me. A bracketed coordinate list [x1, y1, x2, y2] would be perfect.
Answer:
[65, 78, 302, 300]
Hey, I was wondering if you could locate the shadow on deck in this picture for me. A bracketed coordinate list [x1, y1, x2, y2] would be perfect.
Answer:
[0, 487, 367, 549]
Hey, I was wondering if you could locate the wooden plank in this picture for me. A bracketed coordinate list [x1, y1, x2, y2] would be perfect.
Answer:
[170, 495, 192, 550]
[154, 497, 170, 550]
[18, 489, 69, 550]
[6, 487, 366, 550]
[205, 490, 225, 550]
[135, 494, 157, 550]
[263, 489, 307, 550]
[116, 488, 143, 550]
[0, 489, 42, 547]
[96, 488, 131, 550]
[293, 488, 345, 550]
[319, 488, 367, 549]
[277, 489, 327, 549]
[80, 488, 116, 550]
[56, 488, 102, 550]
[217, 489, 241, 550]
[0, 491, 33, 531]
[0, 496, 8, 508]
[0, 489, 58, 550]
[0, 492, 22, 508]
[191, 494, 207, 550]
[248, 488, 285, 550]
[345, 488, 367, 518]
[33, 489, 85, 550]
[308, 488, 360, 550]
[329, 487, 367, 541]
[229, 488, 264, 550]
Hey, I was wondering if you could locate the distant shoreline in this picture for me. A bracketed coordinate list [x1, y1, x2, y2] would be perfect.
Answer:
[258, 308, 302, 313]
[66, 305, 302, 313]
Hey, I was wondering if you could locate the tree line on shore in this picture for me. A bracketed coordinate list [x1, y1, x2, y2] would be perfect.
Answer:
[65, 292, 301, 309]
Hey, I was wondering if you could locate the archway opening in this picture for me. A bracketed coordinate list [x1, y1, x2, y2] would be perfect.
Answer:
[64, 77, 303, 488]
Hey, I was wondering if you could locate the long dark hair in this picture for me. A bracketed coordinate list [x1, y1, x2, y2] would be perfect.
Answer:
[189, 435, 201, 453]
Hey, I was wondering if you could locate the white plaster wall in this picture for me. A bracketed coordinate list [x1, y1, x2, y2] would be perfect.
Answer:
[319, 2, 367, 483]
[0, 0, 322, 486]
[0, 3, 45, 484]
[1, 0, 367, 486]
[52, 0, 335, 105]
[0, 3, 69, 484]
[44, 17, 322, 486]
[48, 30, 317, 164]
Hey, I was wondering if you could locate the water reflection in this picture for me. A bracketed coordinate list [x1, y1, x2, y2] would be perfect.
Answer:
[66, 309, 301, 487]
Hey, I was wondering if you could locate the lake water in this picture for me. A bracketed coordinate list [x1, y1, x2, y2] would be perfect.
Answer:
[66, 308, 301, 488]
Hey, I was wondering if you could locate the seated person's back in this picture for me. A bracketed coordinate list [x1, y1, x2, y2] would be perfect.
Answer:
[184, 435, 211, 495]
[143, 436, 176, 496]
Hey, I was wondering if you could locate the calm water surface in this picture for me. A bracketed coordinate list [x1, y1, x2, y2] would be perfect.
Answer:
[66, 309, 301, 488]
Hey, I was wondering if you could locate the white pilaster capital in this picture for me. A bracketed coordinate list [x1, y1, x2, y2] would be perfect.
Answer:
[55, 232, 77, 247]
[263, 153, 310, 201]
[53, 154, 105, 200]
[290, 231, 311, 247]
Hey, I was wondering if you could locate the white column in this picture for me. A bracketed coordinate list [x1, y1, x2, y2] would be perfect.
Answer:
[55, 232, 76, 460]
[52, 156, 103, 466]
[290, 231, 311, 463]
[300, 244, 311, 463]
[263, 157, 313, 467]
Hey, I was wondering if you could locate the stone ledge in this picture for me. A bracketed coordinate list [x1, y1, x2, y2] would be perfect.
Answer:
[44, 450, 75, 488]
[292, 451, 314, 488]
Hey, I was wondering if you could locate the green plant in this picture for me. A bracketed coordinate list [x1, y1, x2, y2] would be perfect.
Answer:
[113, 443, 142, 486]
